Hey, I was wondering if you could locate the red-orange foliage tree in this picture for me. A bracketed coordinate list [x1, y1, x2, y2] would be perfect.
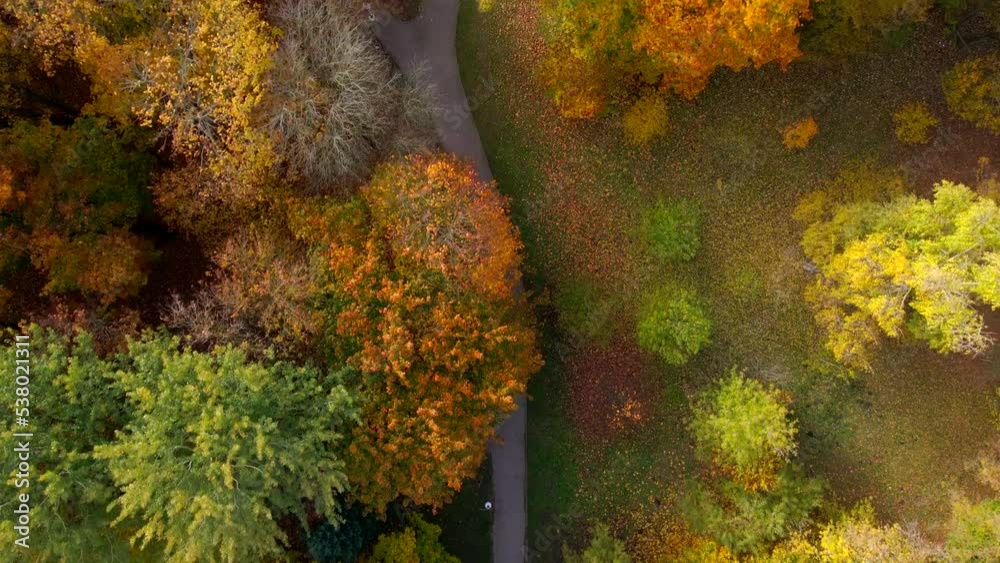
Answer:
[313, 154, 541, 509]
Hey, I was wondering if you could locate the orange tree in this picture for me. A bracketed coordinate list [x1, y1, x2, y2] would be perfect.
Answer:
[306, 154, 541, 509]
[543, 0, 811, 116]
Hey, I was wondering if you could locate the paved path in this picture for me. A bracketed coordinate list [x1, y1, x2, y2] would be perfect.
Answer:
[373, 2, 526, 562]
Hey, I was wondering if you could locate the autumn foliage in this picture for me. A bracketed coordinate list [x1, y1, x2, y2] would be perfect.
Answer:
[893, 102, 939, 144]
[782, 117, 819, 150]
[633, 0, 811, 99]
[798, 180, 1000, 371]
[318, 154, 541, 508]
[0, 118, 154, 304]
[543, 0, 812, 116]
[943, 55, 1000, 134]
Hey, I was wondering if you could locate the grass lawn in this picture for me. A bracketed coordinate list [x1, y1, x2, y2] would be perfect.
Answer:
[457, 1, 1000, 560]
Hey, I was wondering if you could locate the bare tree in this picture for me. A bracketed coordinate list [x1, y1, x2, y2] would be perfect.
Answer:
[260, 0, 435, 192]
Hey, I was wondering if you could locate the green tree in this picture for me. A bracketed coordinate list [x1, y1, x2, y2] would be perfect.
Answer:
[797, 181, 1000, 371]
[690, 369, 797, 491]
[682, 467, 824, 555]
[307, 503, 380, 563]
[563, 524, 633, 563]
[0, 117, 155, 304]
[805, 0, 931, 54]
[0, 326, 130, 561]
[94, 334, 356, 563]
[643, 199, 700, 262]
[636, 286, 712, 365]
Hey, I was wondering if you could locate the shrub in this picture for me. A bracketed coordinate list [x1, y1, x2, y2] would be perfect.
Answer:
[543, 52, 608, 119]
[943, 55, 1000, 134]
[722, 265, 764, 304]
[164, 289, 262, 351]
[782, 117, 818, 150]
[209, 229, 321, 345]
[366, 514, 459, 563]
[624, 94, 669, 145]
[690, 369, 797, 491]
[554, 278, 617, 344]
[893, 102, 938, 144]
[643, 199, 701, 262]
[262, 0, 431, 190]
[636, 286, 712, 365]
[804, 0, 931, 55]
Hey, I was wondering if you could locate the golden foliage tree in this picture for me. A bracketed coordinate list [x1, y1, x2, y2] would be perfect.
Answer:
[633, 0, 811, 99]
[316, 154, 541, 509]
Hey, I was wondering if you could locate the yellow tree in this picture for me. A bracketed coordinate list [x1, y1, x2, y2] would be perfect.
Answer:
[797, 181, 1000, 371]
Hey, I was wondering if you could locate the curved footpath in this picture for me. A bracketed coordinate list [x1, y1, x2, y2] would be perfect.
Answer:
[373, 2, 527, 562]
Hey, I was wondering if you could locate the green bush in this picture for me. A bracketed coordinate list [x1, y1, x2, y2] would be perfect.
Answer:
[554, 278, 616, 343]
[643, 199, 701, 262]
[636, 287, 711, 365]
[690, 369, 797, 490]
[723, 265, 764, 304]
